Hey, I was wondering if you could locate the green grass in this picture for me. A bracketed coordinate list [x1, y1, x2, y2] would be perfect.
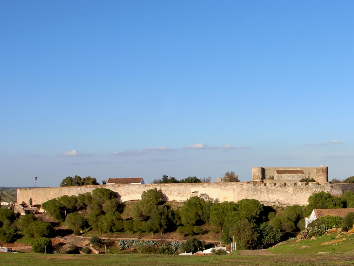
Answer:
[270, 231, 354, 255]
[1, 253, 354, 266]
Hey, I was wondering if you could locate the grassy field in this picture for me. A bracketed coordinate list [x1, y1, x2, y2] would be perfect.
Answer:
[270, 230, 354, 255]
[1, 252, 354, 266]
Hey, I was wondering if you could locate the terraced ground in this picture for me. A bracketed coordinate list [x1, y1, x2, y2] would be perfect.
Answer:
[0, 187, 17, 206]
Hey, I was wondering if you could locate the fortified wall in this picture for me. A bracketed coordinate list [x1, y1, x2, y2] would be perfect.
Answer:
[17, 182, 354, 208]
[252, 166, 328, 183]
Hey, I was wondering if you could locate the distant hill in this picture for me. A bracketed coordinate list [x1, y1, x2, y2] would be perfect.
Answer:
[0, 187, 17, 204]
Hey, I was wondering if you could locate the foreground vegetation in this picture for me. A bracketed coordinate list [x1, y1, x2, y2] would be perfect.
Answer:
[1, 252, 354, 266]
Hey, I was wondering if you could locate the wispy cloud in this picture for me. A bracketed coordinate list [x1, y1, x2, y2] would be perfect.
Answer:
[184, 143, 251, 150]
[306, 140, 343, 146]
[112, 147, 172, 156]
[58, 150, 86, 156]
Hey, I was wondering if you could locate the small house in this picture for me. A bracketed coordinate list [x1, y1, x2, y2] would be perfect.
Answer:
[305, 208, 354, 228]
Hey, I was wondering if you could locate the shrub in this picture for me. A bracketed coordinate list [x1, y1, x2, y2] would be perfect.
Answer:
[305, 224, 327, 238]
[308, 215, 342, 229]
[31, 237, 52, 253]
[342, 212, 354, 231]
[300, 178, 316, 183]
[180, 237, 205, 253]
[157, 244, 174, 254]
[212, 248, 227, 255]
[90, 236, 102, 247]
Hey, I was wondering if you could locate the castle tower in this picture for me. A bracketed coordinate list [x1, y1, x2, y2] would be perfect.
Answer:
[315, 166, 328, 183]
[252, 167, 264, 181]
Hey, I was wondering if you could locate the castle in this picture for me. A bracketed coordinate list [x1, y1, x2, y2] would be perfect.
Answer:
[16, 166, 354, 208]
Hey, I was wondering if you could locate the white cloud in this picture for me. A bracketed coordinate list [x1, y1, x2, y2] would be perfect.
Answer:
[59, 150, 85, 156]
[307, 140, 343, 146]
[184, 143, 251, 150]
[184, 143, 209, 149]
[112, 147, 172, 156]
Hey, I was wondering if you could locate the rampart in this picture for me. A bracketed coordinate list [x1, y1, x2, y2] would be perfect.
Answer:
[252, 166, 328, 183]
[17, 182, 354, 207]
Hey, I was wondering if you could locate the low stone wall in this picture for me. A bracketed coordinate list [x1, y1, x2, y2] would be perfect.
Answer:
[17, 181, 349, 207]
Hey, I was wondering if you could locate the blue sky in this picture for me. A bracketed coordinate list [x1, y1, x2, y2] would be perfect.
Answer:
[1, 1, 354, 187]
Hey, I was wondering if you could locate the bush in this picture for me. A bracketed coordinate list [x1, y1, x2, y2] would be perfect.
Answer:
[90, 236, 102, 247]
[308, 215, 342, 229]
[342, 212, 354, 231]
[305, 224, 327, 238]
[31, 237, 52, 253]
[212, 248, 227, 255]
[180, 237, 205, 253]
[157, 244, 175, 254]
[300, 178, 316, 183]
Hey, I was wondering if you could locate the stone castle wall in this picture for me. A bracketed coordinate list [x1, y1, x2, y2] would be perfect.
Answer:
[252, 167, 328, 183]
[17, 181, 352, 207]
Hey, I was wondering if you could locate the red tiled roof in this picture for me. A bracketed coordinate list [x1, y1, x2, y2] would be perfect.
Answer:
[107, 178, 143, 184]
[314, 208, 354, 218]
[276, 170, 305, 174]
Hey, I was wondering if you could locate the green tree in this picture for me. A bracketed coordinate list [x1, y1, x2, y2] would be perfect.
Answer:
[31, 237, 52, 253]
[341, 191, 354, 208]
[158, 175, 179, 183]
[237, 199, 263, 223]
[259, 223, 281, 248]
[229, 220, 259, 250]
[82, 176, 99, 185]
[223, 171, 239, 182]
[307, 192, 342, 214]
[16, 214, 36, 231]
[180, 176, 201, 183]
[92, 187, 115, 205]
[0, 228, 16, 243]
[99, 212, 122, 233]
[179, 197, 207, 226]
[343, 176, 354, 183]
[210, 201, 238, 230]
[102, 199, 120, 214]
[60, 176, 77, 187]
[331, 178, 341, 184]
[76, 192, 92, 210]
[42, 199, 64, 221]
[133, 188, 164, 221]
[24, 221, 53, 238]
[147, 205, 176, 234]
[65, 213, 87, 235]
[0, 209, 15, 226]
[342, 212, 354, 231]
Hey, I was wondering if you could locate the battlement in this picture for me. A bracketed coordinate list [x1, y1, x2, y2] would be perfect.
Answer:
[17, 180, 340, 208]
[252, 166, 328, 183]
